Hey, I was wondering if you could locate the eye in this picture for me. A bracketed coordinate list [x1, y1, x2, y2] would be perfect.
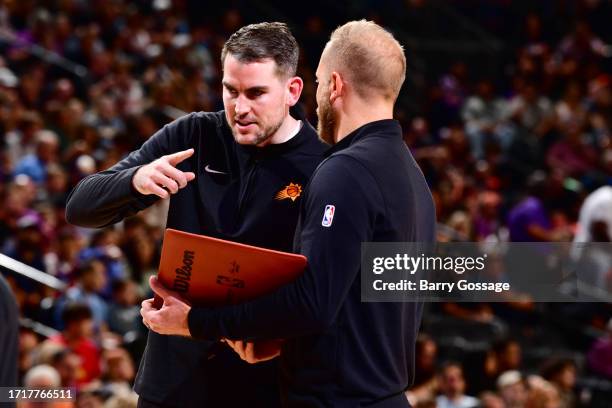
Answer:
[247, 90, 264, 99]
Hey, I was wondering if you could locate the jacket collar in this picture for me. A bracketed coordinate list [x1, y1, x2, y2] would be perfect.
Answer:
[324, 119, 402, 157]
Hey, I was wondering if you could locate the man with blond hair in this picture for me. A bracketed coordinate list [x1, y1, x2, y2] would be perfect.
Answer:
[143, 20, 436, 407]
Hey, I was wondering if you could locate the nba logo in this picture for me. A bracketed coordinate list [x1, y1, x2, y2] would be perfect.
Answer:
[322, 205, 335, 227]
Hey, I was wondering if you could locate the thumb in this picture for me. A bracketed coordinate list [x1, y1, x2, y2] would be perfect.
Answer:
[149, 275, 174, 301]
[166, 148, 195, 166]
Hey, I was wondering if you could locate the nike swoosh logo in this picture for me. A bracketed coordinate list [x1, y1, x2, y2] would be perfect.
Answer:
[204, 164, 228, 175]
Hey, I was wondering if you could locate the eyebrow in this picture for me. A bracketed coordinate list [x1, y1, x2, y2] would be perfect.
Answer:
[222, 82, 268, 93]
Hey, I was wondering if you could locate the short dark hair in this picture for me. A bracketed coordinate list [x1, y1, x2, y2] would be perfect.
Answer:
[221, 22, 299, 78]
[439, 360, 463, 375]
[61, 303, 92, 325]
[540, 357, 577, 380]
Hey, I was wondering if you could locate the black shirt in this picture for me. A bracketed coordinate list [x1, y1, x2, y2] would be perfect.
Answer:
[65, 111, 327, 406]
[188, 119, 437, 407]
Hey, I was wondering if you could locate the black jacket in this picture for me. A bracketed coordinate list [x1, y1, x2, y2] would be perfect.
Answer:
[188, 119, 437, 407]
[65, 111, 326, 406]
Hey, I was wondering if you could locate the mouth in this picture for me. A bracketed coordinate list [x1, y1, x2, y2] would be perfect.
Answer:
[234, 119, 257, 133]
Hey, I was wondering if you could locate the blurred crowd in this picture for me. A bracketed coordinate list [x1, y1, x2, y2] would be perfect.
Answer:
[0, 1, 611, 407]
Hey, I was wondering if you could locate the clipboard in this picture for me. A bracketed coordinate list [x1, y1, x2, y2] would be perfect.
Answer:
[154, 229, 307, 308]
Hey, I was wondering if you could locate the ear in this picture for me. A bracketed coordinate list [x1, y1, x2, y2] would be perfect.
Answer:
[286, 76, 303, 107]
[330, 71, 344, 104]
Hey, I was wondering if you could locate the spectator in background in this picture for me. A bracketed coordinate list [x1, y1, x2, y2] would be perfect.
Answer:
[461, 79, 511, 159]
[48, 303, 100, 386]
[464, 349, 501, 395]
[13, 129, 60, 184]
[22, 363, 74, 408]
[44, 163, 70, 210]
[571, 185, 612, 292]
[101, 347, 137, 399]
[479, 391, 505, 408]
[497, 370, 528, 408]
[46, 228, 83, 284]
[540, 358, 577, 408]
[586, 74, 612, 149]
[4, 110, 43, 166]
[555, 81, 587, 132]
[504, 80, 555, 183]
[525, 375, 561, 408]
[120, 224, 159, 288]
[473, 190, 505, 242]
[507, 171, 571, 242]
[436, 362, 479, 408]
[404, 116, 438, 149]
[587, 318, 612, 379]
[431, 62, 469, 128]
[107, 279, 141, 337]
[494, 339, 523, 373]
[518, 12, 551, 59]
[78, 228, 127, 298]
[505, 80, 554, 138]
[555, 20, 612, 70]
[74, 388, 105, 408]
[446, 210, 473, 241]
[55, 260, 108, 330]
[82, 95, 125, 145]
[6, 215, 51, 315]
[22, 363, 59, 387]
[574, 185, 612, 244]
[18, 327, 40, 383]
[407, 334, 439, 406]
[0, 177, 37, 249]
[50, 348, 81, 389]
[546, 122, 598, 179]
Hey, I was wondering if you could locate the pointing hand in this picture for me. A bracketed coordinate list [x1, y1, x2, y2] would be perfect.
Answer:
[132, 148, 196, 199]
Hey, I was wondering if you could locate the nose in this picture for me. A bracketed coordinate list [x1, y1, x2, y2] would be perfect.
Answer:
[235, 95, 250, 117]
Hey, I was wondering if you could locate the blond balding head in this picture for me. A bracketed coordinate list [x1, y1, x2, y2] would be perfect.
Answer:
[322, 20, 406, 102]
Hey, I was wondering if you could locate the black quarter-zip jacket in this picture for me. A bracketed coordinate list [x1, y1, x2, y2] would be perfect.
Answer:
[65, 111, 327, 406]
[188, 120, 437, 407]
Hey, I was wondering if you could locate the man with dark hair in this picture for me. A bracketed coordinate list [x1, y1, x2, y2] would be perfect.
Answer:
[49, 303, 101, 385]
[436, 362, 479, 408]
[143, 20, 436, 407]
[66, 22, 326, 408]
[221, 22, 299, 80]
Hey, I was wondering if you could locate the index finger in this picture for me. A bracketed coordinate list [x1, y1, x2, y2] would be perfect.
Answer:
[166, 148, 194, 166]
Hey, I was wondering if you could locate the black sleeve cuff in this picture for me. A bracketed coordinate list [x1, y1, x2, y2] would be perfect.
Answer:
[188, 306, 216, 340]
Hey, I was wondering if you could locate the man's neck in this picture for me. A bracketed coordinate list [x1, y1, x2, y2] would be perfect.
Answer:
[261, 115, 301, 146]
[335, 101, 393, 143]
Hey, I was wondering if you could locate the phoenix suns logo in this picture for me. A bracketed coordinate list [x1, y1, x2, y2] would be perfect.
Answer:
[275, 182, 303, 202]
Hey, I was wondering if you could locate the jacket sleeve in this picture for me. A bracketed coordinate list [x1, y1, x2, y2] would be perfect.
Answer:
[65, 114, 194, 228]
[187, 155, 383, 340]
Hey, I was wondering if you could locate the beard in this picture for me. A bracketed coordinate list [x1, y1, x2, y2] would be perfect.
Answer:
[228, 109, 285, 146]
[316, 96, 336, 145]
